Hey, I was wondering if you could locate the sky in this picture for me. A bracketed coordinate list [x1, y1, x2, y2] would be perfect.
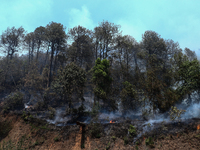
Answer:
[0, 0, 200, 56]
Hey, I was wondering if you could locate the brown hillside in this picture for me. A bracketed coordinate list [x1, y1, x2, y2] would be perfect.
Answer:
[1, 113, 200, 150]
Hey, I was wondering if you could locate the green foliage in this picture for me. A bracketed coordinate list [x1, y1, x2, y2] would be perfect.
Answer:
[52, 62, 86, 109]
[120, 81, 139, 112]
[175, 59, 200, 99]
[169, 106, 186, 121]
[89, 122, 102, 138]
[47, 106, 56, 119]
[34, 100, 45, 111]
[145, 137, 155, 148]
[135, 145, 138, 150]
[0, 69, 5, 92]
[34, 141, 39, 146]
[3, 91, 24, 113]
[54, 137, 59, 142]
[128, 125, 137, 137]
[94, 21, 120, 59]
[67, 25, 94, 69]
[140, 31, 179, 113]
[22, 111, 28, 121]
[90, 103, 100, 117]
[0, 140, 14, 150]
[92, 58, 112, 101]
[46, 22, 67, 87]
[39, 124, 49, 130]
[1, 21, 200, 126]
[1, 26, 25, 60]
[160, 88, 180, 112]
[21, 111, 34, 121]
[106, 142, 111, 150]
[123, 136, 128, 145]
[24, 63, 48, 105]
[112, 136, 116, 141]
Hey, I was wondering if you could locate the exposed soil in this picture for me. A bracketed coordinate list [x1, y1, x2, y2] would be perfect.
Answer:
[1, 112, 200, 150]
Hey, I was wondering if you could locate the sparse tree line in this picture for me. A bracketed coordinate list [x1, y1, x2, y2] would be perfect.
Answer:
[0, 21, 199, 116]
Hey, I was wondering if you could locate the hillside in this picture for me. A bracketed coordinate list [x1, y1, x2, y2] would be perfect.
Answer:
[1, 112, 200, 150]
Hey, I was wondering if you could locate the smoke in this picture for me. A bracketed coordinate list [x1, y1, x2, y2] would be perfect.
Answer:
[181, 102, 200, 119]
[47, 108, 71, 126]
[99, 111, 122, 120]
[36, 93, 200, 127]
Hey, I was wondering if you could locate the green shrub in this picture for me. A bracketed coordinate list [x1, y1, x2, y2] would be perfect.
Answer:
[90, 103, 100, 117]
[34, 141, 39, 146]
[89, 122, 102, 138]
[106, 142, 110, 150]
[3, 91, 24, 113]
[21, 111, 33, 121]
[34, 100, 45, 110]
[0, 140, 14, 150]
[169, 106, 186, 121]
[39, 124, 49, 130]
[128, 125, 137, 137]
[47, 106, 56, 119]
[124, 136, 128, 145]
[145, 137, 155, 148]
[135, 145, 138, 150]
[112, 136, 116, 141]
[54, 137, 59, 142]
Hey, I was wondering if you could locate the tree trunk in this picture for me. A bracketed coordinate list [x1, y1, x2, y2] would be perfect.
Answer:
[48, 43, 54, 87]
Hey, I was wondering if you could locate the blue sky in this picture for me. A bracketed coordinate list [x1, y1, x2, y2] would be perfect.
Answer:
[0, 0, 200, 56]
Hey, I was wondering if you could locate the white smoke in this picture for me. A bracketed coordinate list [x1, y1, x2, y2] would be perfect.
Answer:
[181, 102, 200, 119]
[99, 111, 122, 120]
[47, 108, 71, 125]
[24, 103, 29, 109]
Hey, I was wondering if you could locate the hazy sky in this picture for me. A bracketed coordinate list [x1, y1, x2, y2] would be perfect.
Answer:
[0, 0, 200, 56]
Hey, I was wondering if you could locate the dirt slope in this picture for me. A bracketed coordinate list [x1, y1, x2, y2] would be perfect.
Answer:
[1, 113, 200, 150]
[0, 113, 135, 150]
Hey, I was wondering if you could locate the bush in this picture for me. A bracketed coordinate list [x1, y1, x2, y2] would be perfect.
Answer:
[3, 91, 24, 113]
[169, 106, 186, 121]
[89, 122, 102, 138]
[21, 111, 33, 121]
[112, 136, 116, 141]
[90, 103, 100, 117]
[135, 145, 139, 150]
[47, 106, 56, 119]
[106, 142, 110, 150]
[145, 137, 155, 148]
[34, 100, 45, 111]
[128, 125, 137, 137]
[54, 137, 59, 142]
[124, 136, 128, 145]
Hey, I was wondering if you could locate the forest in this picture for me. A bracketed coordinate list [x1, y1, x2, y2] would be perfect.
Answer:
[0, 20, 199, 118]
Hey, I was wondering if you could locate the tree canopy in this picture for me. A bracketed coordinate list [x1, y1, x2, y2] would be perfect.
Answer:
[0, 21, 199, 116]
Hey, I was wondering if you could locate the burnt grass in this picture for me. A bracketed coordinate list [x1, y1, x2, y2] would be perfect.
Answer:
[87, 118, 200, 149]
[1, 111, 200, 149]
